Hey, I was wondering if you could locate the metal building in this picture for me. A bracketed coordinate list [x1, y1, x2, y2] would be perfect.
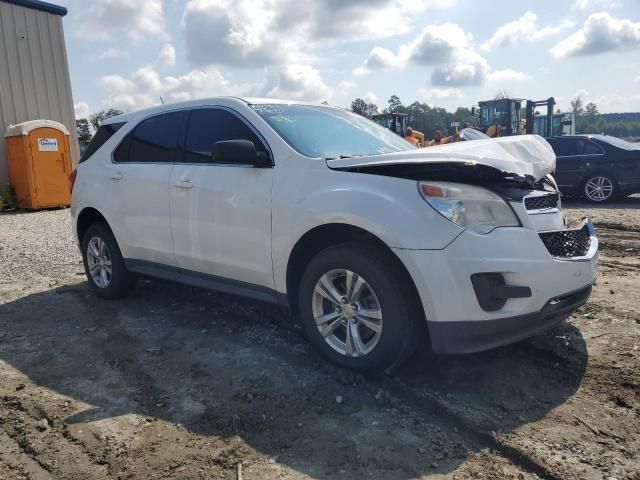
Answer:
[0, 0, 78, 193]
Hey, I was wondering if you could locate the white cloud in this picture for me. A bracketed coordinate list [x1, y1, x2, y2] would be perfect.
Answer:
[338, 80, 357, 95]
[487, 69, 531, 83]
[263, 64, 332, 102]
[431, 60, 488, 87]
[481, 11, 574, 51]
[363, 91, 379, 105]
[405, 24, 473, 65]
[97, 66, 242, 110]
[417, 87, 463, 101]
[156, 43, 176, 68]
[74, 102, 90, 119]
[182, 0, 286, 67]
[182, 0, 457, 69]
[365, 47, 403, 70]
[358, 23, 491, 87]
[551, 13, 640, 57]
[90, 48, 128, 61]
[77, 0, 166, 42]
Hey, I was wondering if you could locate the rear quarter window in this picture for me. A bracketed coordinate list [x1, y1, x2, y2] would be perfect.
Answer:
[114, 111, 186, 163]
[79, 122, 125, 163]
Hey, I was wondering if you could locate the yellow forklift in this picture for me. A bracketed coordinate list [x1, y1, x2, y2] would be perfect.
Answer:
[372, 112, 425, 146]
[473, 97, 557, 137]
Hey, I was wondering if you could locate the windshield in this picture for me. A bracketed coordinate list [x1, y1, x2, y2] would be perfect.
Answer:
[250, 104, 415, 159]
[460, 128, 489, 141]
[593, 135, 640, 151]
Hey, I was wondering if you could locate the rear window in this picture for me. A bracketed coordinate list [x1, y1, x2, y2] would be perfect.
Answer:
[114, 111, 185, 163]
[79, 122, 125, 163]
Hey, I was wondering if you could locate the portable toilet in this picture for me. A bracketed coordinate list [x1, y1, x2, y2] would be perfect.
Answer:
[4, 120, 73, 209]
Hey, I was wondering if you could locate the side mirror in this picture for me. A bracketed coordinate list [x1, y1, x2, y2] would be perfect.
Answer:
[212, 139, 270, 167]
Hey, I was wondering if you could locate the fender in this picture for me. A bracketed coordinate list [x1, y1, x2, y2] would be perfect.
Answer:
[271, 168, 464, 293]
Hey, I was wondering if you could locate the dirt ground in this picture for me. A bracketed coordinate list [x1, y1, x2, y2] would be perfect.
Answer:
[0, 197, 638, 480]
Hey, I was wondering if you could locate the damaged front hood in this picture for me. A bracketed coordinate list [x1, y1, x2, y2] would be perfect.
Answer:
[327, 134, 556, 182]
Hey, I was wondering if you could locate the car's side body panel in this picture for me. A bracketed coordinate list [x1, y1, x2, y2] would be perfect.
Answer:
[550, 135, 640, 196]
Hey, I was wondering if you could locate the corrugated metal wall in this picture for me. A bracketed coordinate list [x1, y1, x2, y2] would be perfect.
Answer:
[0, 1, 79, 192]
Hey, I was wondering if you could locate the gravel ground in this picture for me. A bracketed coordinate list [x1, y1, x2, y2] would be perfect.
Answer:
[0, 199, 638, 479]
[0, 209, 81, 289]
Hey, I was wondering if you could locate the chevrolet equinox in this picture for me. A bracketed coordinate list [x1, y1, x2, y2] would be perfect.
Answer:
[71, 97, 598, 373]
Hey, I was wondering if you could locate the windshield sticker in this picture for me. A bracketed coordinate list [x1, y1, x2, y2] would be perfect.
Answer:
[250, 104, 284, 115]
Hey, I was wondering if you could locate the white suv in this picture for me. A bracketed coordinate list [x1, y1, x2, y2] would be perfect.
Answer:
[70, 97, 598, 373]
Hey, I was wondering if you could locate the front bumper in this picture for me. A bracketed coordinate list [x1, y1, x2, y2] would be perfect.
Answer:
[393, 218, 598, 354]
[428, 285, 592, 354]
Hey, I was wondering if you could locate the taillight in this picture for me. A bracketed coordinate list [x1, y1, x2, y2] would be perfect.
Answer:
[69, 168, 77, 194]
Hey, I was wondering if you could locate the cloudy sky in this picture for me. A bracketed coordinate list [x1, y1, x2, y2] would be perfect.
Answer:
[58, 0, 640, 119]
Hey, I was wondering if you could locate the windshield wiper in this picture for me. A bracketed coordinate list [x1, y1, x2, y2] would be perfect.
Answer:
[326, 154, 357, 160]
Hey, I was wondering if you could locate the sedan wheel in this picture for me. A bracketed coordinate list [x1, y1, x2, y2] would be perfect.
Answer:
[312, 269, 383, 358]
[584, 175, 615, 202]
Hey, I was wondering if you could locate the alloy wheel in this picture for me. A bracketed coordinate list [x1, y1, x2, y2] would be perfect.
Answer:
[585, 176, 614, 202]
[86, 236, 112, 288]
[311, 269, 383, 358]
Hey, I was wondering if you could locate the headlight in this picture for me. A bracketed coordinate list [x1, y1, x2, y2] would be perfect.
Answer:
[418, 181, 520, 234]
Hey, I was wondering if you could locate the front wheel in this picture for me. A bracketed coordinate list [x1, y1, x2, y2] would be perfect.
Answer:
[298, 243, 420, 374]
[583, 174, 617, 203]
[81, 223, 137, 299]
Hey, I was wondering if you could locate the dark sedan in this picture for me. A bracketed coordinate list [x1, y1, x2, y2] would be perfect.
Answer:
[546, 135, 640, 203]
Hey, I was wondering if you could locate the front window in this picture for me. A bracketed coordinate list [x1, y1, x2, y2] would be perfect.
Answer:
[250, 104, 414, 159]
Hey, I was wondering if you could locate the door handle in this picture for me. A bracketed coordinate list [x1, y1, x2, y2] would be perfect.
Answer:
[109, 170, 123, 180]
[173, 180, 193, 189]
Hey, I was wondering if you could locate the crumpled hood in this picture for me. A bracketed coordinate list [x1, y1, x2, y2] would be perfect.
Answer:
[327, 134, 556, 181]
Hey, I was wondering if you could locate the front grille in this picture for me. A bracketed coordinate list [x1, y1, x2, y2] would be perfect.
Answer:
[539, 224, 591, 257]
[525, 193, 559, 211]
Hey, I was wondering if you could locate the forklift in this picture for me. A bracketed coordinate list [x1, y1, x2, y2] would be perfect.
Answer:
[473, 97, 557, 137]
[372, 112, 425, 146]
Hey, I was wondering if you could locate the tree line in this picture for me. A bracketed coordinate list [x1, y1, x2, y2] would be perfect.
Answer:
[352, 94, 640, 139]
[570, 97, 640, 138]
[351, 95, 475, 138]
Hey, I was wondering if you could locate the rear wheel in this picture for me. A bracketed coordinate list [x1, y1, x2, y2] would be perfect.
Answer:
[583, 174, 617, 203]
[298, 242, 420, 374]
[81, 223, 137, 299]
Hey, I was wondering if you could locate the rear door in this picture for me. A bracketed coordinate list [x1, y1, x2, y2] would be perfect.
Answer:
[107, 111, 186, 265]
[550, 138, 603, 191]
[169, 107, 274, 288]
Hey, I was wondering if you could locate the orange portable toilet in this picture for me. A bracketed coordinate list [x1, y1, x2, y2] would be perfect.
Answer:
[4, 120, 73, 209]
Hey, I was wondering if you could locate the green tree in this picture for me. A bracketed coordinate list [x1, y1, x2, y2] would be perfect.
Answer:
[350, 98, 379, 118]
[76, 118, 92, 150]
[387, 95, 404, 113]
[585, 102, 599, 116]
[570, 96, 584, 115]
[89, 108, 124, 131]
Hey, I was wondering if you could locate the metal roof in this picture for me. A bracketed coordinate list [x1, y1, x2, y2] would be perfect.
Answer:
[1, 0, 67, 16]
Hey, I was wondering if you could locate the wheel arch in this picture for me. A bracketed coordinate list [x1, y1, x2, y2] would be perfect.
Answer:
[285, 223, 426, 326]
[76, 207, 111, 243]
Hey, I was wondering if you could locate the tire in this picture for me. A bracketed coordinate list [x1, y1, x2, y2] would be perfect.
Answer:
[298, 242, 421, 375]
[582, 173, 618, 203]
[81, 222, 137, 299]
